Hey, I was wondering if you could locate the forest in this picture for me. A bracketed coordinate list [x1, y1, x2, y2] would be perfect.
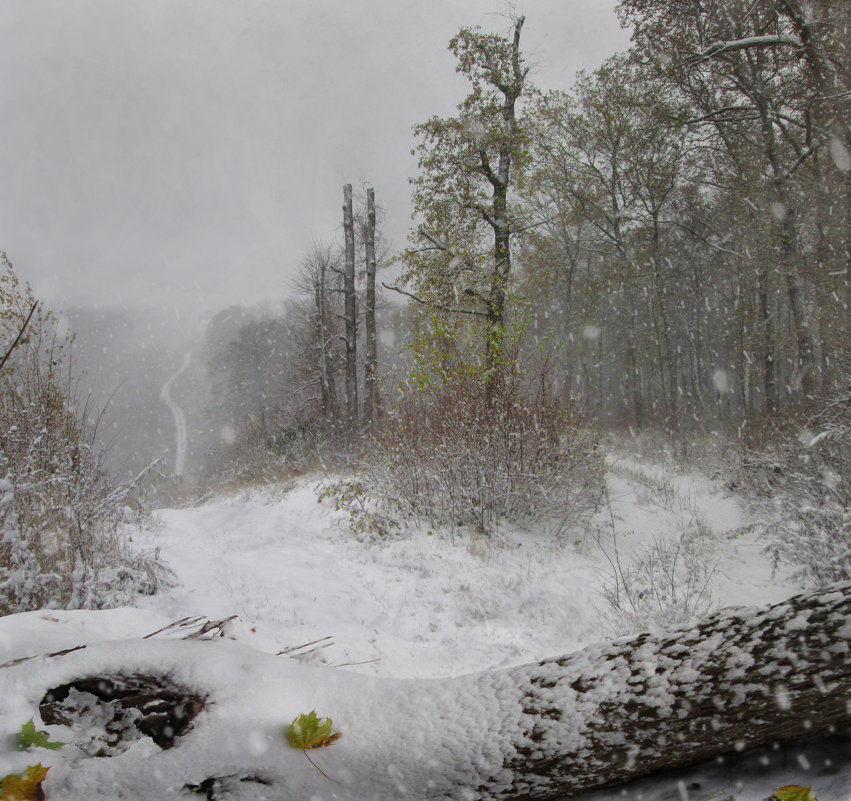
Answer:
[206, 0, 850, 444]
[196, 0, 850, 545]
[1, 1, 850, 800]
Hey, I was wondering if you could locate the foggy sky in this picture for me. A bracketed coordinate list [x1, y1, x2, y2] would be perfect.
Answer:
[0, 1, 629, 320]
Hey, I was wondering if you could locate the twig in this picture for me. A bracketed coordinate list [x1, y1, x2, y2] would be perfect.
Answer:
[331, 657, 382, 668]
[183, 615, 238, 639]
[0, 300, 39, 372]
[0, 644, 87, 670]
[142, 615, 237, 640]
[143, 616, 205, 639]
[276, 635, 334, 656]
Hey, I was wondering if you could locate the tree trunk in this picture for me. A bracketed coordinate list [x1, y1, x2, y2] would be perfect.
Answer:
[342, 183, 358, 425]
[613, 224, 643, 430]
[313, 269, 334, 420]
[845, 172, 851, 347]
[757, 265, 778, 414]
[753, 77, 819, 403]
[11, 583, 850, 800]
[779, 209, 819, 401]
[650, 245, 677, 431]
[363, 187, 378, 430]
[493, 581, 851, 798]
[481, 15, 525, 397]
[624, 330, 644, 429]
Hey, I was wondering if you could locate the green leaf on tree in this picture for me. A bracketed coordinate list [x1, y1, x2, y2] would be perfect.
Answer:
[774, 786, 818, 801]
[286, 710, 340, 750]
[15, 720, 65, 751]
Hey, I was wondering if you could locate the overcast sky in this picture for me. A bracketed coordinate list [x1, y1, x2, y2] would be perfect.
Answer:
[0, 1, 629, 319]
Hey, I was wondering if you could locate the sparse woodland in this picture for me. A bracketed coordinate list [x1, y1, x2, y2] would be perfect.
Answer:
[1, 4, 847, 580]
[203, 2, 848, 552]
[1, 3, 851, 798]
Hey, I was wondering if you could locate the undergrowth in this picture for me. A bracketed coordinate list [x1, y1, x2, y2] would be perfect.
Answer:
[0, 253, 170, 614]
[318, 478, 400, 542]
[593, 461, 719, 634]
[368, 368, 603, 537]
[737, 376, 851, 587]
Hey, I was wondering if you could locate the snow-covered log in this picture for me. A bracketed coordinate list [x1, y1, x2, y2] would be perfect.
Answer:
[1, 581, 849, 800]
[497, 580, 850, 798]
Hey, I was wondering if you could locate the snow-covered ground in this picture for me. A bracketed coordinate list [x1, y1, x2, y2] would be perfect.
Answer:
[1, 454, 847, 800]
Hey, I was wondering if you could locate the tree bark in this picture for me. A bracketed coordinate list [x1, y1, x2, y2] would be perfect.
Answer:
[757, 265, 778, 414]
[846, 173, 851, 346]
[297, 242, 339, 422]
[313, 264, 335, 421]
[9, 582, 850, 800]
[493, 580, 851, 798]
[363, 187, 378, 430]
[342, 183, 358, 425]
[777, 202, 819, 401]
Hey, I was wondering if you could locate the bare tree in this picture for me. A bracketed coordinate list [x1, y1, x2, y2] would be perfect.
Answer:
[292, 241, 341, 422]
[363, 187, 378, 429]
[342, 183, 358, 424]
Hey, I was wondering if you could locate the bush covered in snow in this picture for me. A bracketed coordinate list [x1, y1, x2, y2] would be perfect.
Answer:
[369, 366, 602, 536]
[597, 525, 719, 634]
[747, 375, 851, 586]
[0, 253, 168, 615]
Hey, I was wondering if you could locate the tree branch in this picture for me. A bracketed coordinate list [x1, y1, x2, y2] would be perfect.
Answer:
[0, 301, 38, 373]
[692, 34, 804, 64]
[381, 282, 487, 317]
[680, 105, 759, 126]
[420, 230, 454, 254]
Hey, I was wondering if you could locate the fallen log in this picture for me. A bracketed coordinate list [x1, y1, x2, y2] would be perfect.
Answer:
[1, 581, 849, 800]
[496, 580, 850, 798]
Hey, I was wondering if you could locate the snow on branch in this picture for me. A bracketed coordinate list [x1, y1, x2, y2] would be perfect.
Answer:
[694, 34, 804, 62]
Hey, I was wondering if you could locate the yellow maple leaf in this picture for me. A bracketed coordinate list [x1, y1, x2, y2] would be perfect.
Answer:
[285, 711, 341, 780]
[774, 786, 818, 801]
[0, 763, 49, 801]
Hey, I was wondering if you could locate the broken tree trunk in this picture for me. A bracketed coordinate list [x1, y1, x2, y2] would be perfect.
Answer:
[363, 187, 378, 430]
[342, 183, 358, 425]
[3, 582, 850, 800]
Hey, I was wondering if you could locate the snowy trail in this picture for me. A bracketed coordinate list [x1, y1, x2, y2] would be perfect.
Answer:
[603, 453, 793, 608]
[160, 353, 191, 476]
[132, 453, 797, 683]
[136, 481, 603, 678]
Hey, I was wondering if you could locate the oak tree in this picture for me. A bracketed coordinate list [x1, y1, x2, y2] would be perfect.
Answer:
[400, 15, 532, 389]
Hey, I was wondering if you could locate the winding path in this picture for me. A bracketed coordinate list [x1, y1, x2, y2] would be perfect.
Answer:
[160, 353, 191, 476]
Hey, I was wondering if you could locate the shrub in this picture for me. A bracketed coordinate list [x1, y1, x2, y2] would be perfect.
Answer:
[369, 366, 602, 536]
[318, 478, 401, 542]
[596, 526, 719, 634]
[0, 253, 167, 615]
[748, 370, 851, 586]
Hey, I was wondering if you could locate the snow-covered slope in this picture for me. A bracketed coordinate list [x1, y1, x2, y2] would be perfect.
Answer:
[0, 459, 846, 800]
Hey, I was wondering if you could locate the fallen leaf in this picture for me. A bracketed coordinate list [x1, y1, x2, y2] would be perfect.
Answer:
[287, 710, 341, 750]
[774, 786, 818, 801]
[16, 720, 65, 751]
[0, 763, 49, 801]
